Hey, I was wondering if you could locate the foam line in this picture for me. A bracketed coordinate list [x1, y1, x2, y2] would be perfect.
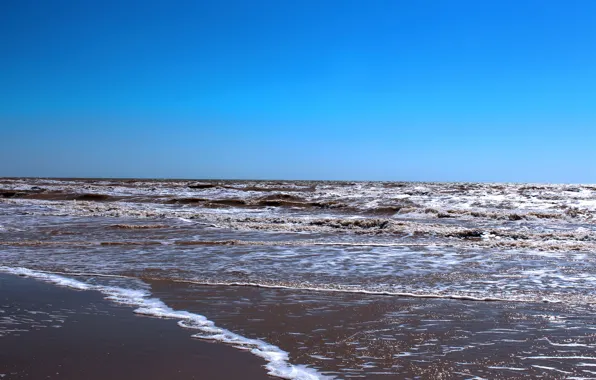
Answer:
[0, 239, 439, 247]
[0, 266, 328, 380]
[0, 267, 559, 304]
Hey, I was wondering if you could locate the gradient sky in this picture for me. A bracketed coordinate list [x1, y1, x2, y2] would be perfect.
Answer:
[1, 0, 595, 182]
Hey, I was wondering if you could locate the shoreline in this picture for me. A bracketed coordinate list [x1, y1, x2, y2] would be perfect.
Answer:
[0, 273, 273, 380]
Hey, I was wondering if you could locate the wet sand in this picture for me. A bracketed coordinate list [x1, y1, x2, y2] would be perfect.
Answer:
[148, 279, 596, 379]
[0, 273, 272, 380]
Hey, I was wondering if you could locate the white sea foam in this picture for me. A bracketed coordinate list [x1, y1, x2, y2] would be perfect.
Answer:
[0, 267, 554, 304]
[524, 356, 596, 360]
[0, 266, 327, 380]
[531, 365, 573, 374]
[540, 337, 591, 347]
[487, 366, 526, 371]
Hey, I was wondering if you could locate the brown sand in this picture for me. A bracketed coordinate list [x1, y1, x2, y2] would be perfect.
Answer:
[0, 273, 272, 380]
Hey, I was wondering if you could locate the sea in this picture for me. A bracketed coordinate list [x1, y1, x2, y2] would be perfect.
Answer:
[2, 177, 596, 379]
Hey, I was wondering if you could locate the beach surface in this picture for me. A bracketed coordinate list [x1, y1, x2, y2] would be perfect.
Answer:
[0, 273, 271, 380]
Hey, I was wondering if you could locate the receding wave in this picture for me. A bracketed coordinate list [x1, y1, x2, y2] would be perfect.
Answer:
[0, 266, 550, 304]
[0, 265, 326, 380]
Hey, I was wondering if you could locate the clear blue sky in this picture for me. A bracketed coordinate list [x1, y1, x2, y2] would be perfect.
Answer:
[1, 0, 595, 182]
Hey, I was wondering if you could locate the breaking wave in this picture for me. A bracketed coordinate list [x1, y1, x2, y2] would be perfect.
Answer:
[2, 178, 596, 252]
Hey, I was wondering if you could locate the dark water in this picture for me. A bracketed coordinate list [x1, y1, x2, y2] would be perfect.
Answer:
[2, 178, 596, 378]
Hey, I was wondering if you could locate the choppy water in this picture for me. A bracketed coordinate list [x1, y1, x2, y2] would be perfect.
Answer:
[2, 178, 596, 378]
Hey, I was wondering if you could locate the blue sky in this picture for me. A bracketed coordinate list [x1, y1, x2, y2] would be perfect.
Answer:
[1, 0, 595, 182]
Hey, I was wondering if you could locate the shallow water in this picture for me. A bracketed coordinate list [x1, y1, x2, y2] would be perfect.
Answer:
[2, 178, 596, 378]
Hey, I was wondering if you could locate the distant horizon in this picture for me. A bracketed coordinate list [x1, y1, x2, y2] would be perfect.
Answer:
[2, 175, 595, 186]
[2, 1, 595, 183]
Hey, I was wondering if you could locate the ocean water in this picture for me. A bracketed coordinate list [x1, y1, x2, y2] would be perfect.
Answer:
[2, 178, 596, 379]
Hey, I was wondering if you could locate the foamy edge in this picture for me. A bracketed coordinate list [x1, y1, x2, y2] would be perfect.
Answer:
[1, 267, 562, 304]
[0, 266, 328, 380]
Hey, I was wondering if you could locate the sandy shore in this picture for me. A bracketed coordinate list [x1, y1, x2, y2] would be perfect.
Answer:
[0, 273, 272, 380]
